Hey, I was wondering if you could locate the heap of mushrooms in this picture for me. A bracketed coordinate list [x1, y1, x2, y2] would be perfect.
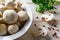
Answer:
[0, 0, 29, 35]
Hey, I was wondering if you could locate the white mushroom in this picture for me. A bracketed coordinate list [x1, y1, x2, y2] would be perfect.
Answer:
[8, 24, 19, 34]
[13, 2, 22, 12]
[18, 11, 29, 22]
[0, 5, 6, 13]
[3, 10, 18, 24]
[40, 13, 54, 21]
[16, 2, 22, 10]
[5, 0, 17, 9]
[0, 24, 7, 35]
[0, 5, 5, 9]
[0, 11, 3, 17]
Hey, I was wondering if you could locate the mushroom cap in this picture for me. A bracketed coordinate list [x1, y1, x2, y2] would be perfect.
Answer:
[40, 13, 54, 21]
[5, 0, 16, 9]
[0, 5, 6, 12]
[0, 5, 5, 9]
[0, 24, 7, 35]
[14, 2, 22, 12]
[16, 2, 22, 9]
[8, 24, 19, 34]
[18, 11, 29, 22]
[5, 0, 12, 6]
[3, 10, 18, 24]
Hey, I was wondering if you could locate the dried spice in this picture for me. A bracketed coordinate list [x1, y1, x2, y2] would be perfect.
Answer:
[43, 25, 45, 27]
[38, 28, 41, 30]
[53, 32, 57, 37]
[51, 27, 55, 30]
[48, 27, 51, 31]
[52, 24, 57, 27]
[36, 16, 39, 19]
[42, 33, 44, 35]
[57, 29, 59, 31]
[34, 24, 36, 26]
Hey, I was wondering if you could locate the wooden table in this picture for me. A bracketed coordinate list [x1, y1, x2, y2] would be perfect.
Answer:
[16, 0, 60, 40]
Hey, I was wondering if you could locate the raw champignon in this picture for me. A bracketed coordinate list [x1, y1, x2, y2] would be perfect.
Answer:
[8, 24, 19, 34]
[0, 11, 5, 24]
[3, 10, 18, 24]
[5, 0, 17, 9]
[18, 11, 29, 22]
[0, 24, 7, 35]
[16, 2, 22, 10]
[0, 5, 6, 13]
[40, 13, 54, 22]
[14, 2, 22, 12]
[0, 5, 5, 10]
[0, 11, 3, 17]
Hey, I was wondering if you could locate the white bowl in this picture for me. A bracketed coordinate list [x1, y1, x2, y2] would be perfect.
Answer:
[0, 3, 32, 40]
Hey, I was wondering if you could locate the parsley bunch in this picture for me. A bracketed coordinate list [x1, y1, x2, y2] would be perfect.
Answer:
[32, 0, 60, 13]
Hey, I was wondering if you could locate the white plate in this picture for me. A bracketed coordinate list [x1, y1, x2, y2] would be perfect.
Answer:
[0, 3, 33, 40]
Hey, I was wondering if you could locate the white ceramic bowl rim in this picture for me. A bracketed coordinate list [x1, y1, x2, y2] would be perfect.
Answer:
[0, 3, 32, 40]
